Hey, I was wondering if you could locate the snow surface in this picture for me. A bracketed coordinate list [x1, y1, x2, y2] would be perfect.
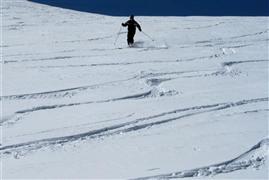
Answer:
[1, 0, 269, 179]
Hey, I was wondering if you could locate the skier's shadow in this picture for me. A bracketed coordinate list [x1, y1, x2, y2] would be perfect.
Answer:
[28, 0, 268, 16]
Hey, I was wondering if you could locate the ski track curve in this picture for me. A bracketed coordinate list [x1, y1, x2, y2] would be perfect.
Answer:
[222, 59, 269, 67]
[14, 90, 153, 114]
[0, 90, 152, 125]
[1, 97, 268, 158]
[1, 86, 176, 126]
[7, 50, 228, 68]
[133, 138, 269, 179]
[2, 58, 268, 125]
[185, 22, 225, 30]
[230, 29, 269, 40]
[54, 35, 114, 44]
[189, 30, 269, 48]
[4, 54, 112, 64]
[3, 42, 240, 96]
[195, 29, 269, 44]
[0, 77, 136, 100]
[141, 59, 269, 82]
[1, 58, 227, 102]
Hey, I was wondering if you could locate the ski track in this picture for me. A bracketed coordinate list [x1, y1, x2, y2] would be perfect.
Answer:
[195, 29, 269, 44]
[5, 28, 267, 66]
[185, 22, 225, 30]
[2, 59, 267, 124]
[230, 29, 269, 39]
[3, 3, 268, 177]
[54, 35, 114, 44]
[21, 52, 227, 69]
[133, 138, 269, 179]
[4, 49, 76, 58]
[190, 30, 269, 48]
[141, 59, 268, 80]
[3, 35, 114, 56]
[0, 77, 137, 100]
[195, 39, 268, 49]
[6, 29, 259, 65]
[185, 59, 269, 78]
[0, 88, 166, 125]
[1, 97, 268, 158]
[222, 59, 269, 67]
[1, 53, 241, 101]
[223, 109, 269, 117]
[2, 59, 267, 126]
[9, 113, 135, 139]
[14, 90, 153, 114]
[4, 54, 113, 64]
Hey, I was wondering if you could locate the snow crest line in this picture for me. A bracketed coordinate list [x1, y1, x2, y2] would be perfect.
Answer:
[133, 138, 269, 179]
[1, 97, 268, 157]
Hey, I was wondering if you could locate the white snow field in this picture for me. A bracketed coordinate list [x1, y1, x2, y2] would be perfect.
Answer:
[1, 0, 269, 179]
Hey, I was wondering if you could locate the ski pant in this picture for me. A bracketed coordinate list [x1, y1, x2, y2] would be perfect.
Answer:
[127, 32, 135, 45]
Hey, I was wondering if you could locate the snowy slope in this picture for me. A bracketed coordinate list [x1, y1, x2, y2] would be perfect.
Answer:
[1, 0, 268, 179]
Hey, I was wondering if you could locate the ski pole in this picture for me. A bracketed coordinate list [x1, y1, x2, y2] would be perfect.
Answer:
[114, 26, 122, 45]
[141, 31, 155, 41]
[135, 19, 155, 41]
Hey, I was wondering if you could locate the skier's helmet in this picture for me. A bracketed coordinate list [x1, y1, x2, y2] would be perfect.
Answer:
[130, 15, 134, 20]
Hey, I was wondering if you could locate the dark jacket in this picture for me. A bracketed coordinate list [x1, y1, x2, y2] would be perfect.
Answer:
[122, 19, 142, 34]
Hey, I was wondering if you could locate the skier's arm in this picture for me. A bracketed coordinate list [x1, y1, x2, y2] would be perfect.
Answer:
[121, 20, 129, 27]
[135, 21, 142, 31]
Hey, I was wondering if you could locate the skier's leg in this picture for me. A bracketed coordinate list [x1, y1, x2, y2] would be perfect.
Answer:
[127, 33, 132, 45]
[130, 34, 134, 44]
[131, 32, 135, 44]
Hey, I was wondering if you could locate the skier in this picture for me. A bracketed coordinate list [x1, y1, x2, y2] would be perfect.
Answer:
[122, 15, 142, 46]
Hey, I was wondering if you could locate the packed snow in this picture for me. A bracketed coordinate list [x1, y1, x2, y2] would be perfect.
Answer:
[1, 0, 268, 179]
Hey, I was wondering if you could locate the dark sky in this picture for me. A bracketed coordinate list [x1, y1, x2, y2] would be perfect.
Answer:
[29, 0, 268, 16]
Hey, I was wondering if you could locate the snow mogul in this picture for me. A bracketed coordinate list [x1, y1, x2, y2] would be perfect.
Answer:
[122, 15, 142, 46]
